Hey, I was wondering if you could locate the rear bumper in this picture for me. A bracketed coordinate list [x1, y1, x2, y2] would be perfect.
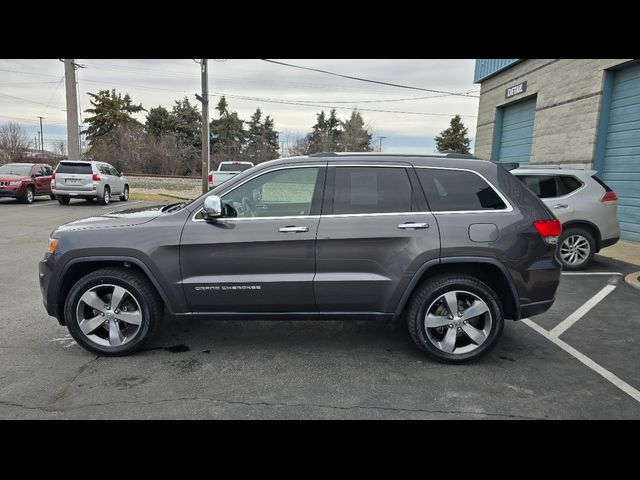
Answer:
[520, 299, 555, 319]
[599, 235, 620, 250]
[52, 188, 98, 198]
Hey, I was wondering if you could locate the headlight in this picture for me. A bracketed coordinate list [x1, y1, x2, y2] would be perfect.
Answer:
[9, 180, 21, 186]
[47, 238, 59, 254]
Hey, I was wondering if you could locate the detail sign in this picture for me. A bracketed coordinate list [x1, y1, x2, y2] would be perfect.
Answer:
[505, 81, 527, 99]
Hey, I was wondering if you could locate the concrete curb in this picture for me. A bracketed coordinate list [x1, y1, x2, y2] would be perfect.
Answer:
[624, 272, 640, 290]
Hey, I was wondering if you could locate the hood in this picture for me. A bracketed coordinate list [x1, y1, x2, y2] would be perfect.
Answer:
[0, 174, 29, 181]
[55, 204, 166, 233]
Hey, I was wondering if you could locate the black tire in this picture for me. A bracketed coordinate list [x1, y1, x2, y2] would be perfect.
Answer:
[57, 196, 70, 205]
[407, 274, 504, 364]
[557, 227, 595, 271]
[21, 186, 34, 204]
[64, 267, 164, 356]
[120, 185, 129, 201]
[99, 186, 110, 205]
[49, 194, 56, 200]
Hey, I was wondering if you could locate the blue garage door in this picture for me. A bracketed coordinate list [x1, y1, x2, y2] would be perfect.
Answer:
[602, 63, 640, 242]
[495, 97, 537, 164]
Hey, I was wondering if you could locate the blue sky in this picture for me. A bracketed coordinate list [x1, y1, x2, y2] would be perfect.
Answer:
[0, 59, 479, 155]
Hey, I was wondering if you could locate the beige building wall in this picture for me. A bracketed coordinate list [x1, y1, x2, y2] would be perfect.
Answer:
[474, 59, 633, 168]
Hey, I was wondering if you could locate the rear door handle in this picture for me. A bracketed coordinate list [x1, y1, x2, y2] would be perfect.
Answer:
[398, 222, 429, 229]
[278, 226, 309, 233]
[553, 204, 569, 209]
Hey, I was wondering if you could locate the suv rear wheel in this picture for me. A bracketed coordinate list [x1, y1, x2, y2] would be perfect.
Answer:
[120, 185, 129, 202]
[557, 227, 595, 270]
[100, 186, 110, 205]
[64, 267, 163, 356]
[407, 274, 504, 364]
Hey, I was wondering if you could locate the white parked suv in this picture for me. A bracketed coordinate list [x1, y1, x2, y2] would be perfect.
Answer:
[52, 160, 129, 206]
[512, 166, 620, 270]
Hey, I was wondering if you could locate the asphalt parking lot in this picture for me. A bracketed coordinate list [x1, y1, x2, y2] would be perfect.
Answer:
[1, 196, 639, 419]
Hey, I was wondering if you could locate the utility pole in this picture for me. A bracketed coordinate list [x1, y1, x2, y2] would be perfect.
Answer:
[37, 116, 44, 152]
[63, 59, 81, 160]
[377, 136, 386, 152]
[195, 59, 209, 194]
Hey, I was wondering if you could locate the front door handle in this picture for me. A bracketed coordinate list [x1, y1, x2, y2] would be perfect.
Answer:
[278, 226, 309, 233]
[553, 204, 569, 209]
[398, 222, 429, 229]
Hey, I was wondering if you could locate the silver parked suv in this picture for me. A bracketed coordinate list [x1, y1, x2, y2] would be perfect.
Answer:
[52, 160, 129, 205]
[512, 166, 620, 270]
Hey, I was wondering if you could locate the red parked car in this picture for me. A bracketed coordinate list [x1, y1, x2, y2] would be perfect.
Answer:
[0, 163, 55, 204]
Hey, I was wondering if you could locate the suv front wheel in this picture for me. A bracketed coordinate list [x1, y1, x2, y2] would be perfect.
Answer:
[64, 267, 163, 356]
[407, 274, 504, 364]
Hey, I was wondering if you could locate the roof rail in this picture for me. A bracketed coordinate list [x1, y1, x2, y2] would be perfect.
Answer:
[441, 151, 482, 159]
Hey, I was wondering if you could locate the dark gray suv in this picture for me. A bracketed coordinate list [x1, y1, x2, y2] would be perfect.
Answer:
[39, 153, 562, 363]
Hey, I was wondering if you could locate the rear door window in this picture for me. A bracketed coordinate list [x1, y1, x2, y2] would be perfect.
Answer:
[332, 167, 413, 214]
[417, 169, 507, 211]
[56, 162, 93, 175]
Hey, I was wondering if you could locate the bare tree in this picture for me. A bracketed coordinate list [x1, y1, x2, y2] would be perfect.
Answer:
[53, 140, 67, 157]
[0, 122, 32, 164]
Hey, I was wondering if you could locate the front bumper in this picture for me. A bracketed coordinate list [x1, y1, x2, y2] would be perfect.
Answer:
[39, 255, 64, 325]
[0, 185, 25, 198]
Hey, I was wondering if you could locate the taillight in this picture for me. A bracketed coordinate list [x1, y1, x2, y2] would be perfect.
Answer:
[208, 174, 212, 185]
[534, 219, 562, 245]
[92, 173, 100, 181]
[601, 191, 617, 205]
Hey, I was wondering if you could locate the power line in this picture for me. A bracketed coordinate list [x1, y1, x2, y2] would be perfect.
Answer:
[0, 68, 60, 78]
[0, 92, 65, 109]
[261, 59, 480, 98]
[208, 92, 477, 118]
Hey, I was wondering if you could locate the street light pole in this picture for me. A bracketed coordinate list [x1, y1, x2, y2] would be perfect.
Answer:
[195, 59, 210, 195]
[37, 116, 44, 152]
[377, 136, 386, 152]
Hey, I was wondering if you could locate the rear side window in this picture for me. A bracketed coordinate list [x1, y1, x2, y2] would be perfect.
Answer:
[56, 162, 92, 175]
[42, 165, 53, 176]
[417, 169, 507, 211]
[591, 175, 613, 192]
[332, 167, 412, 214]
[557, 175, 583, 195]
[516, 175, 558, 198]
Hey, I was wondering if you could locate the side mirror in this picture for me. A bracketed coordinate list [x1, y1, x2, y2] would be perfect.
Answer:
[202, 195, 222, 221]
[119, 171, 123, 177]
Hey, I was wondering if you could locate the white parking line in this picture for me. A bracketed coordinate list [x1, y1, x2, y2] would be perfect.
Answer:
[550, 284, 617, 337]
[562, 272, 623, 276]
[522, 318, 640, 404]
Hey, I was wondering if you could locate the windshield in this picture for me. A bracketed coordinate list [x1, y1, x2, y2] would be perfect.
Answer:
[219, 163, 253, 172]
[0, 164, 32, 176]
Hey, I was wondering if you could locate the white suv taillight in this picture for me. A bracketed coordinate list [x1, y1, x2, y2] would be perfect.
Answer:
[600, 191, 617, 205]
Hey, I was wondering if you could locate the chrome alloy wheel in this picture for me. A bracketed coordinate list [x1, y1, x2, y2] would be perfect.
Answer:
[75, 284, 143, 347]
[560, 234, 590, 266]
[424, 290, 492, 355]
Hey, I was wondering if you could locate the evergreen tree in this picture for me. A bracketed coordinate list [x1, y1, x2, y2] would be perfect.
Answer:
[306, 109, 341, 154]
[172, 97, 202, 149]
[244, 108, 279, 163]
[83, 89, 145, 145]
[434, 114, 471, 154]
[145, 106, 175, 139]
[339, 110, 374, 151]
[210, 96, 245, 163]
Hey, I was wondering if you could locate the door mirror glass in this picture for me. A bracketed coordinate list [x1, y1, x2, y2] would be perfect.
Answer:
[202, 195, 222, 221]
